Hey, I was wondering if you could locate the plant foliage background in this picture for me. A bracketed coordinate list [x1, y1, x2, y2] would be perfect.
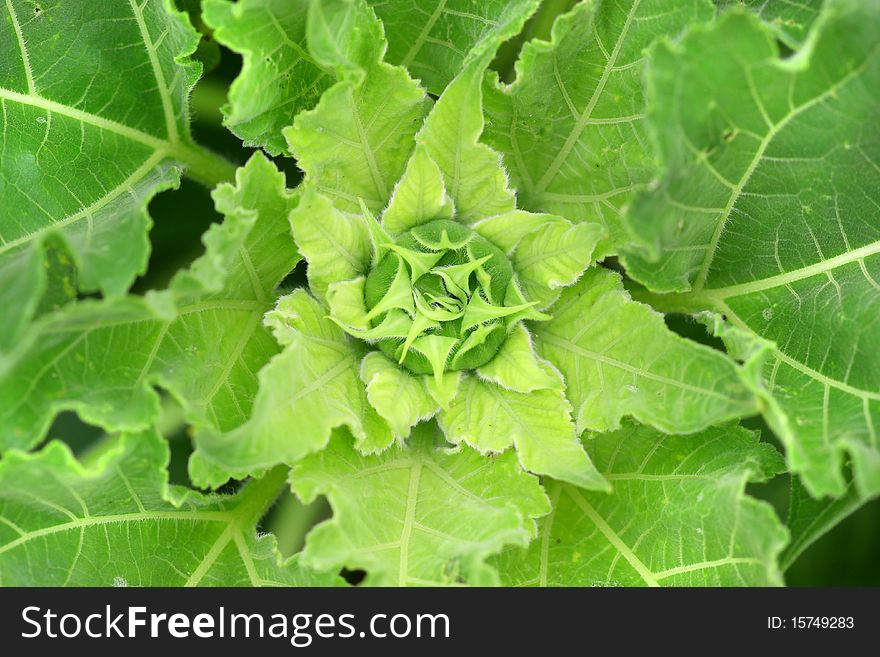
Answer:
[0, 0, 878, 586]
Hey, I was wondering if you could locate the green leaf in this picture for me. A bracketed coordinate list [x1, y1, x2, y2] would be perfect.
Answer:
[0, 0, 235, 348]
[622, 2, 880, 497]
[782, 475, 873, 571]
[203, 0, 332, 155]
[439, 374, 608, 491]
[373, 0, 540, 95]
[0, 430, 340, 586]
[512, 218, 604, 309]
[360, 351, 439, 438]
[715, 0, 823, 47]
[418, 52, 515, 222]
[290, 187, 372, 301]
[382, 145, 455, 234]
[0, 154, 298, 452]
[190, 290, 393, 488]
[284, 0, 429, 212]
[476, 322, 562, 393]
[534, 268, 760, 435]
[291, 425, 550, 586]
[483, 0, 714, 249]
[495, 422, 788, 586]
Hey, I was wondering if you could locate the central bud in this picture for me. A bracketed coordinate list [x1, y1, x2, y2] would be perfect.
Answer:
[363, 220, 532, 376]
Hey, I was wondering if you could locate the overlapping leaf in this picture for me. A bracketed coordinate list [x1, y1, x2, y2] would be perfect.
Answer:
[716, 0, 823, 46]
[0, 430, 339, 586]
[0, 0, 234, 350]
[291, 425, 550, 586]
[203, 0, 332, 154]
[533, 268, 761, 435]
[483, 0, 714, 250]
[284, 0, 430, 213]
[622, 1, 880, 497]
[494, 422, 787, 586]
[372, 0, 540, 95]
[0, 154, 298, 452]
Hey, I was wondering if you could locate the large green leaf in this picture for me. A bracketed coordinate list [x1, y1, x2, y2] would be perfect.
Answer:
[0, 0, 234, 350]
[439, 374, 608, 491]
[623, 1, 880, 497]
[0, 430, 339, 586]
[372, 0, 540, 95]
[483, 0, 713, 249]
[534, 268, 760, 435]
[495, 422, 787, 586]
[0, 154, 298, 452]
[284, 0, 429, 213]
[291, 425, 550, 586]
[203, 0, 332, 155]
[716, 0, 823, 47]
[189, 289, 393, 488]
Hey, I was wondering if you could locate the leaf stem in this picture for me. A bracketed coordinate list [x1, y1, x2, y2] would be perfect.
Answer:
[233, 465, 291, 529]
[171, 142, 238, 188]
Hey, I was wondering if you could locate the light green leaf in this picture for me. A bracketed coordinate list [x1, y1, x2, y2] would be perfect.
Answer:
[622, 2, 880, 497]
[512, 218, 605, 309]
[0, 430, 340, 586]
[439, 374, 608, 490]
[473, 210, 557, 255]
[290, 188, 372, 301]
[284, 0, 429, 212]
[476, 322, 561, 393]
[495, 422, 788, 586]
[291, 425, 550, 586]
[190, 290, 393, 488]
[373, 0, 540, 95]
[534, 268, 760, 435]
[382, 145, 455, 234]
[0, 0, 234, 349]
[360, 351, 439, 438]
[0, 154, 298, 453]
[203, 0, 331, 155]
[715, 0, 823, 47]
[419, 52, 515, 222]
[483, 0, 713, 249]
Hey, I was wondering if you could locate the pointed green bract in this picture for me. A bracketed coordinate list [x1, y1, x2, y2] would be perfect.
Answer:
[0, 0, 234, 349]
[291, 425, 550, 586]
[439, 374, 608, 490]
[495, 422, 787, 586]
[0, 154, 298, 453]
[534, 269, 760, 435]
[284, 0, 429, 212]
[0, 430, 339, 586]
[203, 0, 331, 155]
[373, 0, 540, 95]
[622, 2, 880, 497]
[190, 290, 393, 488]
[483, 0, 713, 251]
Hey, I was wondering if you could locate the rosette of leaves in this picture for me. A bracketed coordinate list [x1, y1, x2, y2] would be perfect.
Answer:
[9, 0, 861, 587]
[189, 1, 764, 499]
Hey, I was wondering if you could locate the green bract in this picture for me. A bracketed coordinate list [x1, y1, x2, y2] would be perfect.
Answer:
[2, 0, 878, 588]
